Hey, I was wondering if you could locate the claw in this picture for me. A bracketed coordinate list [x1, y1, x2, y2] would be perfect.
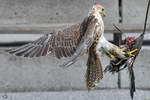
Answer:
[130, 49, 138, 54]
[127, 49, 138, 57]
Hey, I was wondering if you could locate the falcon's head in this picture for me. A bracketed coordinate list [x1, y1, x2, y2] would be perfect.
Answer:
[90, 4, 106, 17]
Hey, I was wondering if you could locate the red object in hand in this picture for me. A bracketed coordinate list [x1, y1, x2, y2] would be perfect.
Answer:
[124, 36, 135, 49]
[125, 36, 135, 45]
[122, 36, 135, 49]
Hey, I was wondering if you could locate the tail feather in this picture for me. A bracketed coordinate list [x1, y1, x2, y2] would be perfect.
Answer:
[86, 48, 103, 90]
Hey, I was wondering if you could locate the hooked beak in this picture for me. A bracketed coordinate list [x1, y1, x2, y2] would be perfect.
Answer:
[100, 11, 106, 17]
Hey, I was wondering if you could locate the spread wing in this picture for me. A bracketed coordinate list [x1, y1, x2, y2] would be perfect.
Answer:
[6, 15, 97, 60]
[60, 16, 98, 67]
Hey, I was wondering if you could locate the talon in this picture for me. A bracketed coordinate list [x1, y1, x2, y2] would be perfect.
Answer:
[130, 48, 138, 54]
[127, 53, 135, 57]
[127, 48, 138, 57]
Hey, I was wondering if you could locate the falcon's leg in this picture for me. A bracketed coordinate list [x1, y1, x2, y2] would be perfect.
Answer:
[107, 46, 125, 59]
[126, 49, 138, 57]
[103, 49, 115, 60]
[97, 36, 125, 59]
[120, 46, 138, 57]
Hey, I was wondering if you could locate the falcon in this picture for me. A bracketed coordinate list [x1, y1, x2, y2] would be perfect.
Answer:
[6, 4, 126, 90]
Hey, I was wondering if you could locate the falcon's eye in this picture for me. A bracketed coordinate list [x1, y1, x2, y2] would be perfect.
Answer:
[102, 8, 104, 11]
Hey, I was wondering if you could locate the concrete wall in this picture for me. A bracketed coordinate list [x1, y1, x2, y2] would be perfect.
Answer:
[0, 0, 149, 27]
[0, 0, 118, 26]
[0, 0, 149, 34]
[0, 50, 118, 92]
[123, 0, 150, 25]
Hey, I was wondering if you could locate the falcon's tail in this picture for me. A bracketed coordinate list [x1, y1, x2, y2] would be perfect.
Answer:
[86, 46, 103, 90]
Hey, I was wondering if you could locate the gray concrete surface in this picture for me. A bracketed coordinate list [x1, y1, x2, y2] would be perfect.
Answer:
[123, 0, 150, 25]
[0, 89, 149, 100]
[0, 52, 118, 92]
[0, 0, 118, 26]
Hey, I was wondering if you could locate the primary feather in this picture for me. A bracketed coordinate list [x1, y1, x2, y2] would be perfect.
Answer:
[6, 16, 92, 59]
